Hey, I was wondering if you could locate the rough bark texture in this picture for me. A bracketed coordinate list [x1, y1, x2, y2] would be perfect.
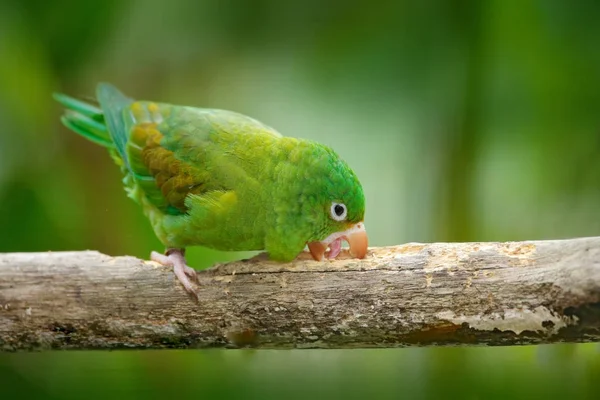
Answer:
[1, 237, 599, 351]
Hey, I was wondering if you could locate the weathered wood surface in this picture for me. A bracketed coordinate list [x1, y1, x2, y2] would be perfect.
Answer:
[1, 237, 599, 351]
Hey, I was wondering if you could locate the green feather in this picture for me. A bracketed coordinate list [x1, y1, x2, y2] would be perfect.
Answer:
[52, 93, 113, 148]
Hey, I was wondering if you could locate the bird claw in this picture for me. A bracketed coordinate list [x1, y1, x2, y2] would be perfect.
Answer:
[183, 265, 199, 283]
[151, 249, 199, 300]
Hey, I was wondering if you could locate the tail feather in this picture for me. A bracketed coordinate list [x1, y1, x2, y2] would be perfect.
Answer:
[53, 92, 114, 148]
[54, 83, 135, 170]
[54, 83, 153, 207]
[53, 93, 104, 121]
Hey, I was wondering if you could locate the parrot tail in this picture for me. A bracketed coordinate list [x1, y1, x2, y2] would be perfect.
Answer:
[53, 92, 115, 148]
[54, 83, 134, 170]
[54, 84, 151, 207]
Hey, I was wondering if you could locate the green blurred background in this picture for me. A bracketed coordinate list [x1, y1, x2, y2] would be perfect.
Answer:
[1, 0, 599, 398]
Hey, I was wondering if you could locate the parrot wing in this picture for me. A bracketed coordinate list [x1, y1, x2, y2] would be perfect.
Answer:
[97, 84, 280, 216]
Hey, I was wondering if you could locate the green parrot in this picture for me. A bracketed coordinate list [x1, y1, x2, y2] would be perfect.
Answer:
[53, 83, 368, 298]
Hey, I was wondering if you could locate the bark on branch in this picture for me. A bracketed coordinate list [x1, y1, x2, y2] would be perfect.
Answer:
[1, 237, 599, 351]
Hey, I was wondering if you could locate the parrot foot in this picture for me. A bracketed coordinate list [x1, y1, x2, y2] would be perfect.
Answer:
[151, 249, 199, 300]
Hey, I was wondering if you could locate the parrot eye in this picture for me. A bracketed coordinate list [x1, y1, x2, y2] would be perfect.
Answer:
[330, 202, 347, 221]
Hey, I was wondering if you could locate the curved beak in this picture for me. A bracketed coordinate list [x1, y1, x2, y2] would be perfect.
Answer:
[307, 222, 368, 261]
[307, 241, 328, 261]
[347, 224, 368, 258]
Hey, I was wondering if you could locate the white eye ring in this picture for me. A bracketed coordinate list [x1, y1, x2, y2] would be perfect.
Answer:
[330, 202, 347, 221]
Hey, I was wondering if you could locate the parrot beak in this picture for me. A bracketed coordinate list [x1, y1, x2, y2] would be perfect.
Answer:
[347, 223, 368, 259]
[307, 222, 368, 261]
[307, 241, 328, 261]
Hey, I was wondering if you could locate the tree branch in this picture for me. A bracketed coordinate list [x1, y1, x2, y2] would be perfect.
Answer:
[1, 237, 599, 351]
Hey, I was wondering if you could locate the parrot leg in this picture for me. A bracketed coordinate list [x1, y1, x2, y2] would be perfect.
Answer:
[151, 249, 199, 299]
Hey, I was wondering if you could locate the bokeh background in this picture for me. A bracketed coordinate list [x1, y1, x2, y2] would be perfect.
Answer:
[1, 0, 599, 398]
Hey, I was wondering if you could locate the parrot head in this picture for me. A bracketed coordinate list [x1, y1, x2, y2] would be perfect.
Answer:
[299, 143, 368, 261]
